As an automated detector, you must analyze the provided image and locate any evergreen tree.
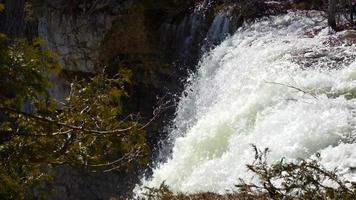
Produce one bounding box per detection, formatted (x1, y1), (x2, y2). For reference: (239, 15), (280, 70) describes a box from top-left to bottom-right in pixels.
(0, 3), (150, 199)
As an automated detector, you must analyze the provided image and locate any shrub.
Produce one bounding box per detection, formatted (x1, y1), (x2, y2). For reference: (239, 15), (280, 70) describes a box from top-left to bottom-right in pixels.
(141, 145), (356, 200)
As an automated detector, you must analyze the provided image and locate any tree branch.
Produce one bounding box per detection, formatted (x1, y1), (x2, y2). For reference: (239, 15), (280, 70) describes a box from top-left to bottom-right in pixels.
(139, 94), (175, 130)
(265, 81), (319, 100)
(0, 106), (134, 135)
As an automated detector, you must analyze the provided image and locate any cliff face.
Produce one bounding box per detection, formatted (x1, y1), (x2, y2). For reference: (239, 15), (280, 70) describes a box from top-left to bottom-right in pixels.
(0, 0), (264, 199)
(0, 0), (37, 39)
(36, 0), (134, 73)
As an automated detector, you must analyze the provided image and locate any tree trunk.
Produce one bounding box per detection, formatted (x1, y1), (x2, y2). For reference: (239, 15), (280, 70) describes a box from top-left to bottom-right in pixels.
(350, 0), (354, 25)
(328, 0), (337, 30)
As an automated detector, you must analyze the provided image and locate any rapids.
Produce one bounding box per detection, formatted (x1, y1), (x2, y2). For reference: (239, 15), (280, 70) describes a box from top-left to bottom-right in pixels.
(141, 11), (356, 194)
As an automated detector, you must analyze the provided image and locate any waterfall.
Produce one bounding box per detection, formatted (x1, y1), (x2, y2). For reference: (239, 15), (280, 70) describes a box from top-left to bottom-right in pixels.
(159, 0), (237, 67)
(141, 11), (356, 194)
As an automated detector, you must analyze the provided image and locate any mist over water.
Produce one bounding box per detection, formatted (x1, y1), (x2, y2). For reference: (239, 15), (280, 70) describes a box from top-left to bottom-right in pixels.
(141, 11), (356, 194)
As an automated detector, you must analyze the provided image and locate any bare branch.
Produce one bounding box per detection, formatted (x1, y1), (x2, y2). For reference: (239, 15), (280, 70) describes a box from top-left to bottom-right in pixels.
(138, 94), (175, 130)
(0, 106), (135, 135)
(87, 149), (143, 173)
(265, 81), (319, 100)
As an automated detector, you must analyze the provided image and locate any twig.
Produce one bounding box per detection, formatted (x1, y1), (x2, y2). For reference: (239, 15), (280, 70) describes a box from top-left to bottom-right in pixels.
(88, 149), (143, 173)
(265, 81), (319, 100)
(0, 106), (134, 135)
(138, 94), (174, 130)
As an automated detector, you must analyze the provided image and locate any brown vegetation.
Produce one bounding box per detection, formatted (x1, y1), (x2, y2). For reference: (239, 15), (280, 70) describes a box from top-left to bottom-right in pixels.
(136, 146), (356, 200)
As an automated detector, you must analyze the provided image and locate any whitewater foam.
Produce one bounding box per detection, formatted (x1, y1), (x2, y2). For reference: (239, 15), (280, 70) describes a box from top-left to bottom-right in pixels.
(141, 11), (356, 194)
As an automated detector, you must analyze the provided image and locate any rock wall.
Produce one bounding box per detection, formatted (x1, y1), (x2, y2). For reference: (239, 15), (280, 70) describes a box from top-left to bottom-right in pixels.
(0, 0), (37, 39)
(48, 166), (139, 200)
(36, 1), (133, 73)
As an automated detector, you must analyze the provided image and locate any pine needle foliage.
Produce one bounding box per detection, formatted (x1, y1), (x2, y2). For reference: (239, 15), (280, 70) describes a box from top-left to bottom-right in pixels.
(236, 145), (356, 200)
(141, 145), (356, 200)
(0, 35), (149, 200)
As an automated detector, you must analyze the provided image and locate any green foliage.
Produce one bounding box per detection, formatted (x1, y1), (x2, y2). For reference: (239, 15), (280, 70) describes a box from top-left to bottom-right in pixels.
(0, 37), (59, 199)
(0, 38), (59, 109)
(142, 146), (356, 200)
(236, 145), (356, 200)
(0, 34), (149, 198)
(140, 183), (266, 200)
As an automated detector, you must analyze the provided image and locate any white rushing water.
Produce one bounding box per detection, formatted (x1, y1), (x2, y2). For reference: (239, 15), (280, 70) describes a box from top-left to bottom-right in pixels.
(142, 11), (356, 194)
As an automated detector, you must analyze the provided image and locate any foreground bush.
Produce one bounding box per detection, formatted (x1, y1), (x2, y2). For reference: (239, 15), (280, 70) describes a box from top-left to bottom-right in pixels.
(141, 184), (267, 200)
(141, 145), (356, 200)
